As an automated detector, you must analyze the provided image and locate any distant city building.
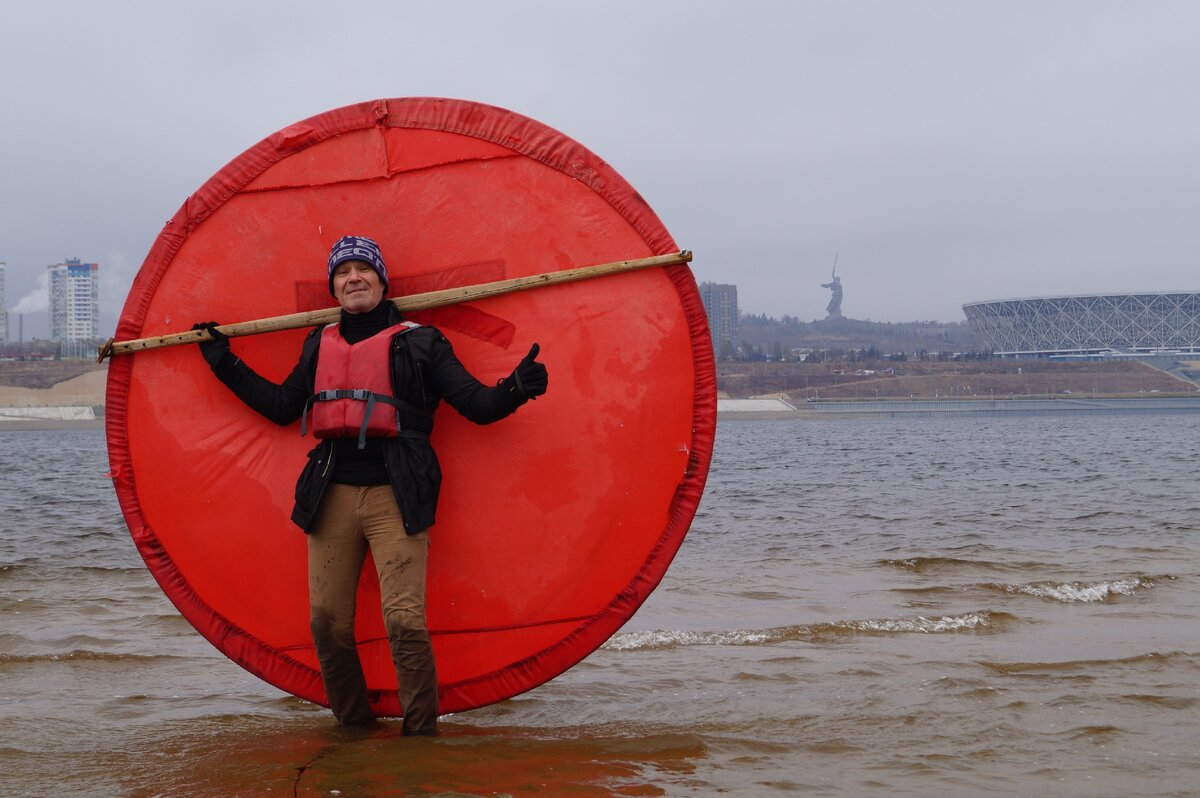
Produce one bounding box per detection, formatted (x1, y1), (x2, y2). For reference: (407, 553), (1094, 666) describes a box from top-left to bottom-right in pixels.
(48, 258), (100, 342)
(963, 292), (1200, 356)
(0, 261), (7, 343)
(699, 282), (739, 357)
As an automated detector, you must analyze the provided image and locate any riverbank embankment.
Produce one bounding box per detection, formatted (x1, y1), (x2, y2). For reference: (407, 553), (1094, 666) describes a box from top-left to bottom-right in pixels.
(6, 363), (1200, 430)
(717, 396), (1200, 420)
(0, 368), (106, 430)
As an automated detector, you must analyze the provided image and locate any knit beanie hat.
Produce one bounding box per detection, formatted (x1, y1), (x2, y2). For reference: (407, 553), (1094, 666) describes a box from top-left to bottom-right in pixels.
(327, 235), (388, 295)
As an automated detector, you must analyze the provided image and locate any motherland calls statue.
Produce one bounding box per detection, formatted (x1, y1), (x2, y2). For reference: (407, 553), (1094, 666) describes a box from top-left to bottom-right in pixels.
(821, 269), (844, 320)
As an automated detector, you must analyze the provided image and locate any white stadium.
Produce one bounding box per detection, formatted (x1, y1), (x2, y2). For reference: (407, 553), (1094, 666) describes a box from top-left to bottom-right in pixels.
(963, 292), (1200, 357)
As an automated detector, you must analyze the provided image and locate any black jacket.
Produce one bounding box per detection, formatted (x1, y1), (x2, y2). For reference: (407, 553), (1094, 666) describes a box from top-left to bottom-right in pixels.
(207, 304), (527, 533)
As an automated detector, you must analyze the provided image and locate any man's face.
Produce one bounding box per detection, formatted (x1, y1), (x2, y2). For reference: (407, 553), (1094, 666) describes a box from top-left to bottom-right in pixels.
(332, 260), (385, 314)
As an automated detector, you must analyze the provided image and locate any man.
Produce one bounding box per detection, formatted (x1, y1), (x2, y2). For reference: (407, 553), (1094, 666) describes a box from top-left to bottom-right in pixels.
(192, 235), (547, 734)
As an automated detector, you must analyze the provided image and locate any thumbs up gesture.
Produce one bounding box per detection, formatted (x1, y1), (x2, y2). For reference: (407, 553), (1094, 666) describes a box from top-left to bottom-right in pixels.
(509, 343), (548, 399)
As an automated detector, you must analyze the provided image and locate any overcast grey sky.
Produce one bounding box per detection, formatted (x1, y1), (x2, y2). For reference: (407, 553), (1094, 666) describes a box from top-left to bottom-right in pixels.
(2, 1), (1197, 338)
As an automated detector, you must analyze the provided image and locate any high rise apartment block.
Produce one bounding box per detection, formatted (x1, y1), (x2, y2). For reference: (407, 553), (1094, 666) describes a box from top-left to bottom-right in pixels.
(48, 259), (100, 342)
(0, 261), (7, 344)
(698, 282), (739, 359)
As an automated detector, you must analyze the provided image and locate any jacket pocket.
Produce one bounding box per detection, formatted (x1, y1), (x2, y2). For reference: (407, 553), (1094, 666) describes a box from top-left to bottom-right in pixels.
(293, 444), (332, 526)
(402, 440), (440, 504)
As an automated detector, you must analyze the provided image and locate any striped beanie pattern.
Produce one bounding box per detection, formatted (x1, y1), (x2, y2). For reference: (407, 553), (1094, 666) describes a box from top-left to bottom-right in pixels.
(327, 235), (388, 295)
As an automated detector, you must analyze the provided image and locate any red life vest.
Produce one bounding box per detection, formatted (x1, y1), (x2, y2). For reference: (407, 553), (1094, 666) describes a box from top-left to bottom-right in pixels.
(306, 321), (419, 447)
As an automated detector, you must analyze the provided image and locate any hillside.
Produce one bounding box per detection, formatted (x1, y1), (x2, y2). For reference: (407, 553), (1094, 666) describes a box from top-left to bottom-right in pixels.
(717, 358), (1194, 400)
(737, 316), (978, 358)
(0, 360), (107, 389)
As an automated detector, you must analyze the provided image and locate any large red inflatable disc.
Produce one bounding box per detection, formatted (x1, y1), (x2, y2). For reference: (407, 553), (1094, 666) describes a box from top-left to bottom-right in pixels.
(106, 98), (715, 716)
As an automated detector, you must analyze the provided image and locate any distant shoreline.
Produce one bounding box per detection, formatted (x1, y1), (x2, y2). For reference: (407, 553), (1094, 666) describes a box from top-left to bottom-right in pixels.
(0, 367), (107, 431)
(0, 418), (104, 432)
(7, 397), (1200, 432)
(718, 396), (1200, 420)
(4, 362), (1200, 431)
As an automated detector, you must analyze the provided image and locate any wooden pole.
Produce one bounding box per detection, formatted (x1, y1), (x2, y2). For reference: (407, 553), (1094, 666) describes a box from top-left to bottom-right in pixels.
(97, 250), (692, 362)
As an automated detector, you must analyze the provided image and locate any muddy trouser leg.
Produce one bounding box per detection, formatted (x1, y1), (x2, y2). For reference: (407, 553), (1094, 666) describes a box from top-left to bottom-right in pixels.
(307, 483), (374, 725)
(361, 485), (438, 735)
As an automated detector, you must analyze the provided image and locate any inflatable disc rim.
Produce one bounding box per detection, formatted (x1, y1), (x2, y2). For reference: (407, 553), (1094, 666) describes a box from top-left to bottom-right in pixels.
(106, 97), (716, 714)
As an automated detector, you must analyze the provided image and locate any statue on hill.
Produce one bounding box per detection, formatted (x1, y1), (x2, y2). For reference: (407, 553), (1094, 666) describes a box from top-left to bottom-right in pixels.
(821, 268), (844, 320)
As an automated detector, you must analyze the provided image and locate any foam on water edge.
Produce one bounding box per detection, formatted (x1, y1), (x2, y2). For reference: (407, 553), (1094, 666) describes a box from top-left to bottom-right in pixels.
(604, 611), (1003, 651)
(996, 576), (1159, 603)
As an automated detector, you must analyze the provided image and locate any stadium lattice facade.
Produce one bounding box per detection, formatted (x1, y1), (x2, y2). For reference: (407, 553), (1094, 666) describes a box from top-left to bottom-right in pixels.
(963, 293), (1200, 356)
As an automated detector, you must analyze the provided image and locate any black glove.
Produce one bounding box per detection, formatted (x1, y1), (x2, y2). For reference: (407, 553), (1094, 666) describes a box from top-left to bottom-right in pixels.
(191, 321), (230, 369)
(504, 343), (548, 401)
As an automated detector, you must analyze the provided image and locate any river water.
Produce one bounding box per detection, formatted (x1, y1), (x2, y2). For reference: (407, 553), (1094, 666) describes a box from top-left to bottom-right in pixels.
(2, 417), (1198, 797)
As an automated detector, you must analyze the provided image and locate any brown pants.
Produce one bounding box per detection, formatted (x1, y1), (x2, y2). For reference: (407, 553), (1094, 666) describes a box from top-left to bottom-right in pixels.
(307, 483), (438, 734)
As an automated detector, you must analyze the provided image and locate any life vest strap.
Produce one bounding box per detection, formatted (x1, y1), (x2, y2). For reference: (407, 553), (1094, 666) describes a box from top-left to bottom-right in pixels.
(302, 389), (431, 449)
